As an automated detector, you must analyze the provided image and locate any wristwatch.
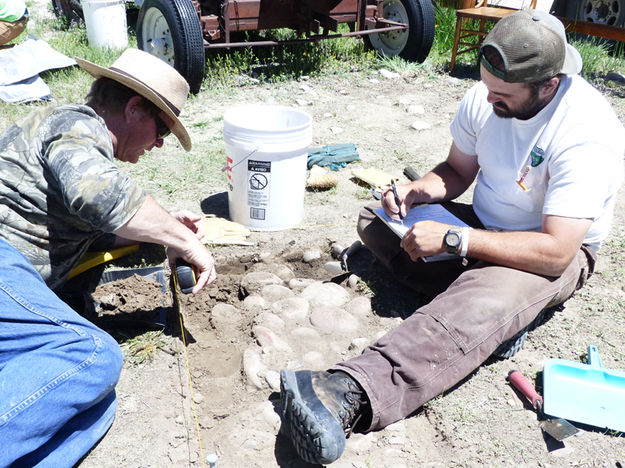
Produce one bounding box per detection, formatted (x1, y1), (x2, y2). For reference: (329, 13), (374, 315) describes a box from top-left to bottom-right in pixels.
(444, 228), (463, 254)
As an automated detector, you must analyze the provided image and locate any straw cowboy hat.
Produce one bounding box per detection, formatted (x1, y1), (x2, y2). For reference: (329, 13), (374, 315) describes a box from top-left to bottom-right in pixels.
(75, 48), (192, 151)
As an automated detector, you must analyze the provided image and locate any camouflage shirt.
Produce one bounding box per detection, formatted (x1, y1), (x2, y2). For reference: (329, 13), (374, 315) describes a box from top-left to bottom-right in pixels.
(0, 104), (146, 290)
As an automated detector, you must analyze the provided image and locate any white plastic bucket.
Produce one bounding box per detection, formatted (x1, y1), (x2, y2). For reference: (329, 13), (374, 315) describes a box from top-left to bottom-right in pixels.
(224, 105), (312, 231)
(81, 0), (128, 49)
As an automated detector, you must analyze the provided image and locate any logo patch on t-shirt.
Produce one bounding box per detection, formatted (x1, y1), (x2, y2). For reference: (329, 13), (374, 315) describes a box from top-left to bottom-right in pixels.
(530, 146), (545, 167)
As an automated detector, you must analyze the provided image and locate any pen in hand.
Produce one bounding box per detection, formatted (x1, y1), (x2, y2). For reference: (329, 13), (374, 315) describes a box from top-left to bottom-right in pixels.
(390, 179), (404, 220)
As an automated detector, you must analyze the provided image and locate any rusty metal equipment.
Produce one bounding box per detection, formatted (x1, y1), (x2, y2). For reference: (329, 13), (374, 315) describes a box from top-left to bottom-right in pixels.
(51, 0), (434, 82)
(132, 0), (436, 93)
(52, 0), (625, 95)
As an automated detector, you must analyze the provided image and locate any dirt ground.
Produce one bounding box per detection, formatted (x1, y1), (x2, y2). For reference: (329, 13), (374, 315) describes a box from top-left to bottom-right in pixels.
(21, 3), (625, 464)
(69, 63), (625, 468)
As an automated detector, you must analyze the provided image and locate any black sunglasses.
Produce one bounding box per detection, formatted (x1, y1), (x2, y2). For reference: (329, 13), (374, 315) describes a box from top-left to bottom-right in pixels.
(154, 115), (171, 139)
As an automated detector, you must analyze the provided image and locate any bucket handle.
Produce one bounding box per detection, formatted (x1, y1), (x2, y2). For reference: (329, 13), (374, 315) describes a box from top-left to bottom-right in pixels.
(221, 146), (259, 172)
(587, 344), (602, 369)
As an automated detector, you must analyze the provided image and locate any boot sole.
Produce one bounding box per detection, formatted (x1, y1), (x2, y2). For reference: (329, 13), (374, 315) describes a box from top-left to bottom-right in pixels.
(493, 307), (550, 359)
(280, 369), (346, 464)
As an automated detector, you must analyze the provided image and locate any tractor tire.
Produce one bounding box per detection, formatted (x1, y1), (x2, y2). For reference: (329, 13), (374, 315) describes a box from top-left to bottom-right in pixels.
(551, 0), (625, 47)
(137, 0), (205, 94)
(51, 0), (83, 23)
(551, 0), (625, 27)
(366, 0), (435, 62)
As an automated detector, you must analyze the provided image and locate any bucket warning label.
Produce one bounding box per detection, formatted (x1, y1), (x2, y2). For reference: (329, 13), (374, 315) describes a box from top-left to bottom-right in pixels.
(248, 160), (271, 173)
(249, 173), (268, 190)
(247, 159), (271, 220)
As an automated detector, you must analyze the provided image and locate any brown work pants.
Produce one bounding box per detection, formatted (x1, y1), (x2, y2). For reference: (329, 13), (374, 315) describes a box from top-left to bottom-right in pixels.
(334, 202), (595, 431)
(0, 16), (27, 46)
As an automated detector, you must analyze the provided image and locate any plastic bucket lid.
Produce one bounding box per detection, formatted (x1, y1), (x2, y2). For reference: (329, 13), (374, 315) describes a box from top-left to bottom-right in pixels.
(223, 105), (312, 149)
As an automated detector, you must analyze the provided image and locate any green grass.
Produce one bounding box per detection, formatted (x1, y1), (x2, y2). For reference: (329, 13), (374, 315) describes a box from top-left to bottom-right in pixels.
(428, 4), (489, 71)
(116, 329), (177, 365)
(2, 3), (625, 120)
(572, 36), (625, 78)
(201, 26), (377, 91)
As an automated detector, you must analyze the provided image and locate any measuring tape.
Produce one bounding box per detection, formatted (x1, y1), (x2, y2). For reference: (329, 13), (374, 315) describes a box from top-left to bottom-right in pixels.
(172, 260), (205, 466)
(175, 259), (197, 294)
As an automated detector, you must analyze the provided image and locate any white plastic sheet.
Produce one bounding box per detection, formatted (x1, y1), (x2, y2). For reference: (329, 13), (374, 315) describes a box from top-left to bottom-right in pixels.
(0, 35), (76, 103)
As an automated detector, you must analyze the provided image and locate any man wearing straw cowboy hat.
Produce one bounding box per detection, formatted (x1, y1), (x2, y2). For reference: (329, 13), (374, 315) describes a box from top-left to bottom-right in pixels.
(280, 9), (624, 465)
(0, 48), (216, 466)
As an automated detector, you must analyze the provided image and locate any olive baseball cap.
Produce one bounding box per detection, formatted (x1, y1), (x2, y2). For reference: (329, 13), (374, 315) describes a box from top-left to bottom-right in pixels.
(479, 9), (582, 83)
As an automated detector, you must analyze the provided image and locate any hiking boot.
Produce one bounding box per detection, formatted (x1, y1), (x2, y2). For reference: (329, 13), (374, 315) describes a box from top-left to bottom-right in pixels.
(493, 306), (557, 359)
(493, 327), (529, 359)
(280, 369), (366, 465)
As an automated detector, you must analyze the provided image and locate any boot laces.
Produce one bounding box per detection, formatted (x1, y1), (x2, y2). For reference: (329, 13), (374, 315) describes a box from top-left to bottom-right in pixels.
(337, 377), (366, 437)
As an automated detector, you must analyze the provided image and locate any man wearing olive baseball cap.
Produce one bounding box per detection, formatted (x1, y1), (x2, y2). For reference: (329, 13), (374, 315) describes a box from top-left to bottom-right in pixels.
(480, 9), (582, 83)
(280, 10), (625, 465)
(0, 48), (216, 466)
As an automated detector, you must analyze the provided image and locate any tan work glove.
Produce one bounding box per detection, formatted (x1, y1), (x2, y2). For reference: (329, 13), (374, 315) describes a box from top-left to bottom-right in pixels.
(351, 168), (397, 190)
(200, 215), (253, 245)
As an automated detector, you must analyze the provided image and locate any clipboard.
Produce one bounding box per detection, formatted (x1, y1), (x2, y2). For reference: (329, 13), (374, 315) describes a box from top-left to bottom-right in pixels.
(374, 204), (469, 262)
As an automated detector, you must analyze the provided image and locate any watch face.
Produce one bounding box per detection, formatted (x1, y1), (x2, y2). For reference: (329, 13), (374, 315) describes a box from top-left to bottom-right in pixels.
(445, 230), (462, 254)
(446, 232), (461, 247)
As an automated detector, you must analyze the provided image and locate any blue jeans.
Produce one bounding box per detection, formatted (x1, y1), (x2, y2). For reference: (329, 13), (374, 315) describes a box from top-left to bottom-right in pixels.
(0, 239), (123, 467)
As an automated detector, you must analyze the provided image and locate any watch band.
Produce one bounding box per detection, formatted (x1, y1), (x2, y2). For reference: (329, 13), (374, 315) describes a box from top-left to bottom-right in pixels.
(460, 227), (470, 257)
(444, 228), (461, 254)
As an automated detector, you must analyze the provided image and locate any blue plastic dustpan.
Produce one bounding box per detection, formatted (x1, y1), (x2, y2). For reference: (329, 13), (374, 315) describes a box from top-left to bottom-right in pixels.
(543, 345), (625, 433)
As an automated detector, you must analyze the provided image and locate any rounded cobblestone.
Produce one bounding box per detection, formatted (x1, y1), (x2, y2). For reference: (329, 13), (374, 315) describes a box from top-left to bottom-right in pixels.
(347, 296), (372, 317)
(264, 370), (281, 392)
(271, 297), (310, 322)
(210, 303), (242, 328)
(300, 281), (350, 308)
(310, 306), (359, 334)
(302, 248), (322, 263)
(260, 284), (294, 303)
(252, 325), (292, 352)
(242, 348), (265, 389)
(287, 277), (317, 290)
(324, 261), (344, 276)
(270, 264), (296, 282)
(253, 311), (285, 330)
(242, 294), (266, 310)
(241, 271), (283, 296)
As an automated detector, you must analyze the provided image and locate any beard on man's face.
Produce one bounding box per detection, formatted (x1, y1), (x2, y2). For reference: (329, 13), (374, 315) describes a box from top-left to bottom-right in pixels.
(492, 87), (546, 120)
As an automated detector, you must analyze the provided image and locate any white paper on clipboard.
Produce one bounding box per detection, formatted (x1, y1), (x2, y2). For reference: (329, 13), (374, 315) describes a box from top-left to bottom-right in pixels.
(374, 204), (469, 262)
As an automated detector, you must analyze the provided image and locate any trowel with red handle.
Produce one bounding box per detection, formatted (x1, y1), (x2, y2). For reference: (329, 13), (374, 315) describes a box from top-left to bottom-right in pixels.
(507, 370), (579, 441)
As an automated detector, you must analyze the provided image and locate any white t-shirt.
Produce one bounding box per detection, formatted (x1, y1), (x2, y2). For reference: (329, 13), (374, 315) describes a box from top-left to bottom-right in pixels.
(450, 75), (625, 250)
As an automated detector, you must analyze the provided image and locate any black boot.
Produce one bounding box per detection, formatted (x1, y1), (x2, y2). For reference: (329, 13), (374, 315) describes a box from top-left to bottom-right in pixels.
(493, 306), (555, 359)
(280, 369), (366, 464)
